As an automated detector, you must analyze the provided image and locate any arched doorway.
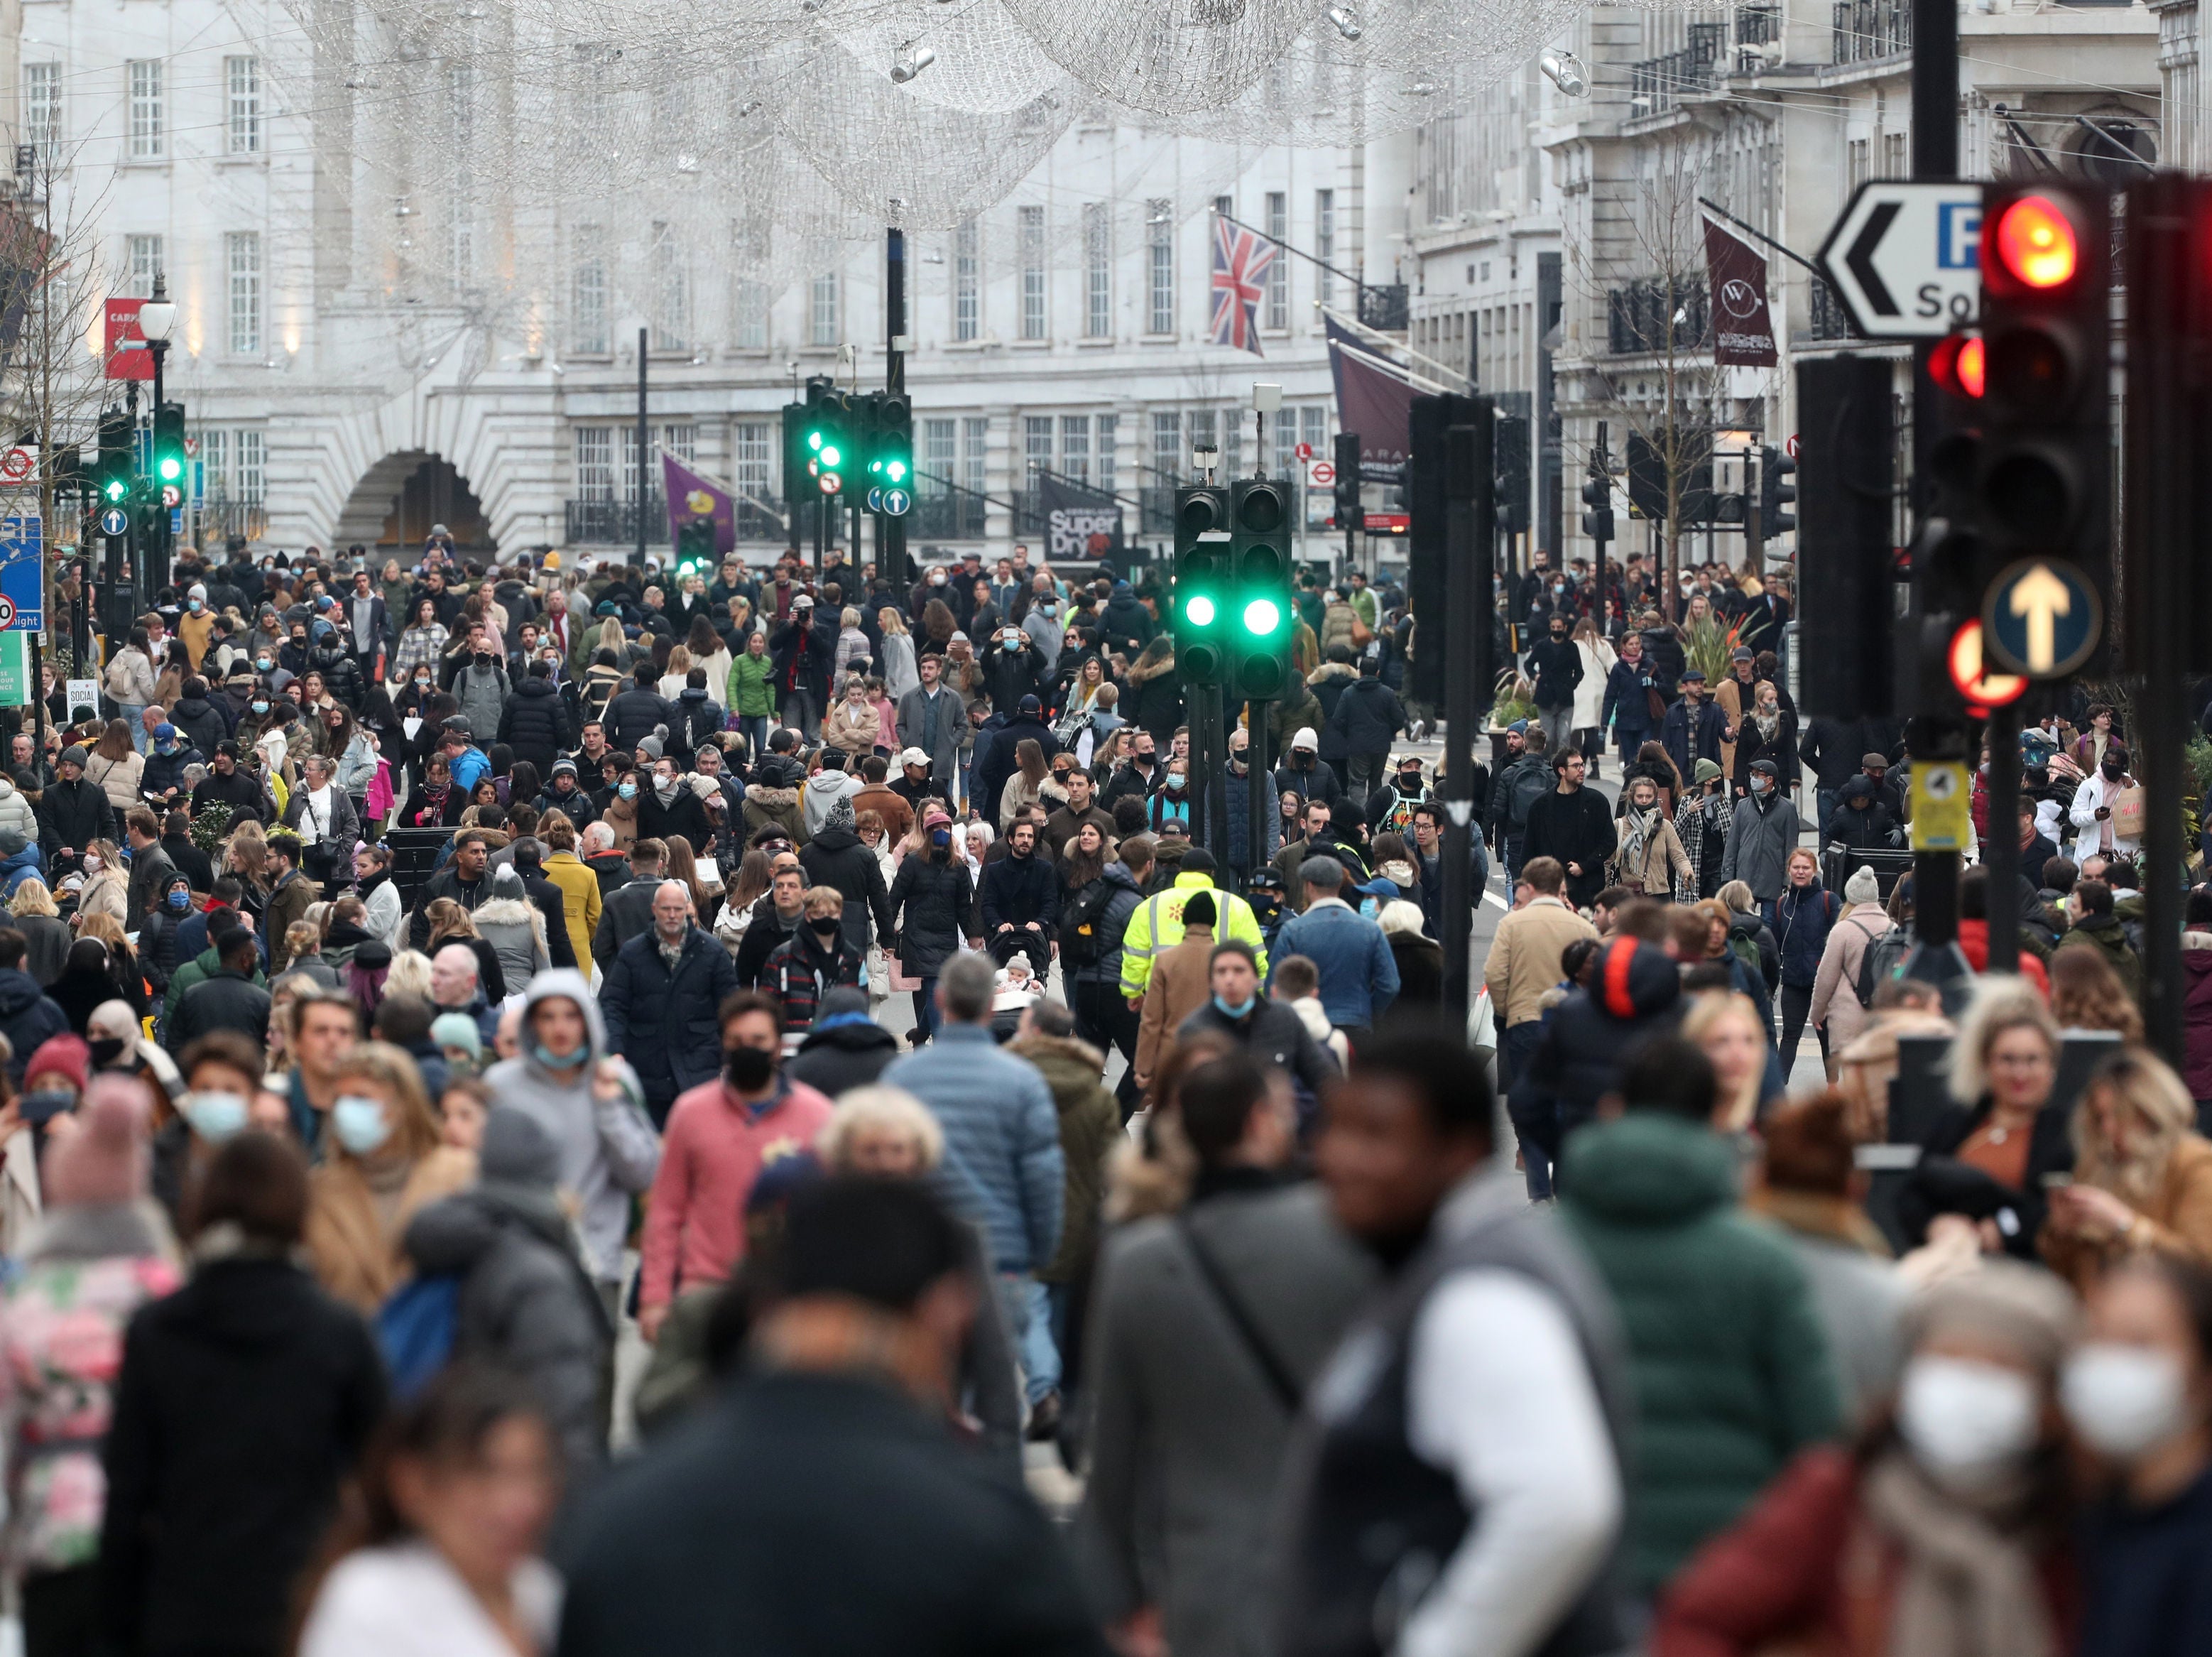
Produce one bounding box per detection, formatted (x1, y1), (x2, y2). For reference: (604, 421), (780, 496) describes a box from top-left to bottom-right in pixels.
(334, 452), (496, 554)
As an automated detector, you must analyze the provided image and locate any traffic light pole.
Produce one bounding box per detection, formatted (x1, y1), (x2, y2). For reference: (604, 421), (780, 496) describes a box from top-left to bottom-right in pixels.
(884, 227), (910, 588)
(1983, 704), (2021, 975)
(1246, 698), (1272, 893)
(636, 327), (650, 572)
(1442, 407), (1494, 1018)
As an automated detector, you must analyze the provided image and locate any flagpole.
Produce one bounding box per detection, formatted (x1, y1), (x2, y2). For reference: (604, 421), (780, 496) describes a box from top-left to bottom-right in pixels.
(1326, 323), (1464, 398)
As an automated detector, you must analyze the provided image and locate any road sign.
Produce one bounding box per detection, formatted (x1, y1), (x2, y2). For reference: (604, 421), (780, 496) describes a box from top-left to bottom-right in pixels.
(0, 631), (26, 707)
(882, 487), (912, 517)
(0, 515), (40, 632)
(183, 436), (197, 457)
(0, 447), (36, 485)
(1982, 555), (2101, 678)
(98, 506), (128, 538)
(0, 596), (17, 630)
(103, 298), (154, 381)
(63, 678), (97, 721)
(1817, 181), (1984, 339)
(1307, 459), (1336, 491)
(1946, 618), (2027, 710)
(1295, 442), (1313, 462)
(1911, 759), (1973, 852)
(865, 486), (884, 512)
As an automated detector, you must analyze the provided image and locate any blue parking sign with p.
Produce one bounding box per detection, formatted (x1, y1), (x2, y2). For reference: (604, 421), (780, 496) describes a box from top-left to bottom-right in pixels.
(1938, 202), (1983, 269)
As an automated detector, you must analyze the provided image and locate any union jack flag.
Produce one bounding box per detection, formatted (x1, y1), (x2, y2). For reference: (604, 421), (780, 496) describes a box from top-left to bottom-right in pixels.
(1209, 215), (1277, 357)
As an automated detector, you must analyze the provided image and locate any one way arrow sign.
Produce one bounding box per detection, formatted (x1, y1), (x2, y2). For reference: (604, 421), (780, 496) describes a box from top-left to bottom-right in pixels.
(1816, 181), (1984, 339)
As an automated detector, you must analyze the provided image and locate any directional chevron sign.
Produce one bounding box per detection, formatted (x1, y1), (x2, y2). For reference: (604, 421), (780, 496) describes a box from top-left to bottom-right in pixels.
(1816, 181), (1983, 339)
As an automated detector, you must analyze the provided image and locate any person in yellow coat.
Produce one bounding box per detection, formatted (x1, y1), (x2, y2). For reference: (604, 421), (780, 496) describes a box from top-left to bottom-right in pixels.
(538, 810), (603, 970)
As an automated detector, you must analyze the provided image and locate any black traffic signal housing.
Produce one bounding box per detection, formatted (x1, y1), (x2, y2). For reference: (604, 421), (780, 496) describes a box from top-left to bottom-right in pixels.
(675, 516), (717, 581)
(806, 391), (853, 499)
(1760, 444), (1796, 539)
(868, 390), (912, 496)
(1580, 458), (1613, 544)
(781, 401), (808, 507)
(1172, 485), (1228, 687)
(49, 445), (85, 495)
(1228, 477), (1294, 700)
(1495, 414), (1530, 538)
(1973, 183), (2110, 675)
(1331, 430), (1360, 527)
(152, 401), (185, 495)
(95, 407), (133, 506)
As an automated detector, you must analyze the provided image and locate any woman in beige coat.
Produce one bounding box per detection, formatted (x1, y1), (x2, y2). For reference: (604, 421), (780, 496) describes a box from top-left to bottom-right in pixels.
(1610, 775), (1691, 896)
(1808, 864), (1897, 1059)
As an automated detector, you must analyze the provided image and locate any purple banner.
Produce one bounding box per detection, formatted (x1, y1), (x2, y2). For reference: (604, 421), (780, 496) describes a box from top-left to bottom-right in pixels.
(663, 455), (738, 556)
(1703, 215), (1779, 367)
(1324, 314), (1415, 470)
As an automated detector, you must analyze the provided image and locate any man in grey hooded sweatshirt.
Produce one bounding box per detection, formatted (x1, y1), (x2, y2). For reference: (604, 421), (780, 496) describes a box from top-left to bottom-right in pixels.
(480, 968), (660, 1317)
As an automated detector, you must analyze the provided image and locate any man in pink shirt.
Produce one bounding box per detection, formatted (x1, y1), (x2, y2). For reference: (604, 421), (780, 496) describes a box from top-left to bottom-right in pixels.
(638, 989), (834, 1342)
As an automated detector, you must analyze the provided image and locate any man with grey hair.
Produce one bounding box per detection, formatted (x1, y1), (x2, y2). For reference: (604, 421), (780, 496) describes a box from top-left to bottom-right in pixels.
(600, 874), (739, 1126)
(582, 817), (629, 898)
(1268, 853), (1401, 1044)
(430, 941), (501, 1045)
(881, 951), (1065, 1420)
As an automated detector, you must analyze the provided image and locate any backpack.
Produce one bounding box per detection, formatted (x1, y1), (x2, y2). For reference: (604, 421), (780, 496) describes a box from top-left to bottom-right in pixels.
(376, 1273), (461, 1402)
(1853, 923), (1909, 1009)
(1508, 761), (1549, 830)
(1059, 879), (1117, 969)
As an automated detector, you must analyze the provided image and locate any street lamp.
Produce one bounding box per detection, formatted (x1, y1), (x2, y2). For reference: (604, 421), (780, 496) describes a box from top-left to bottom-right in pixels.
(138, 271), (176, 408)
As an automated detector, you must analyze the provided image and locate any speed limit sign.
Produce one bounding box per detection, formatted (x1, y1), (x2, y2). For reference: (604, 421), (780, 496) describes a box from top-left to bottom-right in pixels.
(0, 596), (19, 629)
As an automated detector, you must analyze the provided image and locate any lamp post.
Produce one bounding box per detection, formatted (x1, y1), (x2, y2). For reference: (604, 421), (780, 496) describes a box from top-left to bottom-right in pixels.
(134, 273), (177, 591)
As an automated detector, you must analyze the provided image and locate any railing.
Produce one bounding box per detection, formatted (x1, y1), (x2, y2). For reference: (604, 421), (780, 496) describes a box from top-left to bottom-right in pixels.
(1628, 22), (1725, 116)
(197, 499), (266, 545)
(1737, 4), (1780, 44)
(1606, 278), (1710, 356)
(565, 496), (669, 546)
(910, 491), (988, 540)
(1804, 279), (1860, 342)
(1832, 0), (1909, 63)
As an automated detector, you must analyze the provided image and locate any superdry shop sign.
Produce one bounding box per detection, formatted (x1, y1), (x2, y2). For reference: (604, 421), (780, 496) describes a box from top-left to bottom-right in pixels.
(1817, 182), (1983, 339)
(104, 298), (155, 381)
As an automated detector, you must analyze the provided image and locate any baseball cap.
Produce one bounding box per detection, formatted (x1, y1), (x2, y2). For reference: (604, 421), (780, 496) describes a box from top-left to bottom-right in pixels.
(153, 723), (178, 744)
(794, 594), (814, 608)
(1731, 646), (1754, 663)
(900, 747), (929, 768)
(949, 631), (969, 643)
(1018, 694), (1042, 714)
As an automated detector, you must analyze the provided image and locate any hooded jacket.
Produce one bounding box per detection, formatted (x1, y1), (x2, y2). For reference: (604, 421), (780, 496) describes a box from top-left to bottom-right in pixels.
(800, 822), (895, 955)
(783, 1006), (900, 1098)
(474, 887), (552, 992)
(479, 971), (661, 1282)
(496, 674), (570, 774)
(1562, 1112), (1841, 1590)
(1508, 939), (1684, 1160)
(1326, 676), (1407, 755)
(0, 776), (36, 843)
(762, 923), (866, 1033)
(166, 685), (230, 760)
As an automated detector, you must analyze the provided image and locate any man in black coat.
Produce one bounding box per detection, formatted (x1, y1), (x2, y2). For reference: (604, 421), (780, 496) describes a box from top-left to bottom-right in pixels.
(799, 797), (895, 957)
(598, 880), (740, 1126)
(169, 928), (274, 1048)
(731, 862), (810, 988)
(770, 595), (836, 736)
(167, 677), (231, 759)
(593, 839), (673, 972)
(37, 747), (116, 868)
(1324, 658), (1407, 802)
(1520, 748), (1618, 911)
(407, 831), (494, 952)
(1525, 612), (1584, 756)
(498, 661), (571, 776)
(979, 818), (1060, 969)
(1274, 729), (1343, 809)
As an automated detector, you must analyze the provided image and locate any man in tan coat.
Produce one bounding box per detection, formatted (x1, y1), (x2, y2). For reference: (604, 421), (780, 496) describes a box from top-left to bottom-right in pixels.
(1483, 855), (1598, 1089)
(1715, 646), (1758, 788)
(1135, 889), (1221, 1097)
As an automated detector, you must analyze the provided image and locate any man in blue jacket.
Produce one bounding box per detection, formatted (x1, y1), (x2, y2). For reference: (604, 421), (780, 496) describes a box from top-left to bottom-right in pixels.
(1268, 854), (1400, 1043)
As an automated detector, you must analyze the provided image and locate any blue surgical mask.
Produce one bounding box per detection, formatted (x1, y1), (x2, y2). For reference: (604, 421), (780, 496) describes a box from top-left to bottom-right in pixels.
(528, 1039), (587, 1070)
(165, 889), (190, 911)
(618, 781), (637, 800)
(1212, 993), (1256, 1019)
(182, 1090), (249, 1143)
(251, 700), (269, 714)
(330, 1095), (392, 1156)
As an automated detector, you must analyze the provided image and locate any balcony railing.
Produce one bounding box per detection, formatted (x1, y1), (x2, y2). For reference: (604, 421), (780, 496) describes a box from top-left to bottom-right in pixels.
(1833, 0), (1909, 63)
(1606, 278), (1711, 357)
(1804, 279), (1860, 342)
(195, 499), (266, 546)
(1629, 21), (1725, 116)
(910, 491), (988, 540)
(566, 495), (791, 546)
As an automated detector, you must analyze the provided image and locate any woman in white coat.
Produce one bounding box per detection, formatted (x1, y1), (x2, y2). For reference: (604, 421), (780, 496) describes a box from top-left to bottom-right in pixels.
(1570, 615), (1618, 778)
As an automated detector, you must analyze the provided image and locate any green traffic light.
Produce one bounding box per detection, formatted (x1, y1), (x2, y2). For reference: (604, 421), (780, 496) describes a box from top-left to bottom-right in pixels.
(104, 480), (126, 502)
(158, 457), (181, 482)
(808, 431), (824, 452)
(819, 443), (842, 467)
(885, 460), (908, 483)
(1243, 597), (1282, 636)
(1185, 594), (1217, 627)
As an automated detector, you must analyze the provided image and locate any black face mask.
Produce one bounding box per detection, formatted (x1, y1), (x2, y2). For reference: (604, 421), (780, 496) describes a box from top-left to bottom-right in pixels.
(2103, 759), (2126, 779)
(88, 1036), (126, 1068)
(475, 652), (493, 666)
(810, 917), (842, 942)
(724, 1044), (775, 1092)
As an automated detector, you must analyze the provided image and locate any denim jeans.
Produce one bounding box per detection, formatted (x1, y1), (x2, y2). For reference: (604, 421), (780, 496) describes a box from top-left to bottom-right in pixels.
(738, 714), (770, 763)
(1500, 1021), (1554, 1200)
(910, 977), (939, 1042)
(116, 704), (148, 753)
(997, 1273), (1060, 1407)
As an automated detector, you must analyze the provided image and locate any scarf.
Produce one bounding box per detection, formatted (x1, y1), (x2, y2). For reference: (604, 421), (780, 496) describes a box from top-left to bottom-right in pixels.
(1620, 805), (1659, 875)
(1860, 1452), (2056, 1657)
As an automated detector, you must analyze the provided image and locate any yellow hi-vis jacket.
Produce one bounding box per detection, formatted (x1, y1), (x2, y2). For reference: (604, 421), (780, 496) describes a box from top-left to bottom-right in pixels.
(1118, 870), (1268, 1001)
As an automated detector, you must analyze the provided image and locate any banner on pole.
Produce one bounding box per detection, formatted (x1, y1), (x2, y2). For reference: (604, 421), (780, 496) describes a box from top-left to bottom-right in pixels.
(1702, 214), (1780, 367)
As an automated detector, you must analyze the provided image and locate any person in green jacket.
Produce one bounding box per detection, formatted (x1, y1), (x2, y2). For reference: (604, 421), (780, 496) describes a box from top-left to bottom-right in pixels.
(726, 633), (778, 761)
(1561, 1033), (1842, 1593)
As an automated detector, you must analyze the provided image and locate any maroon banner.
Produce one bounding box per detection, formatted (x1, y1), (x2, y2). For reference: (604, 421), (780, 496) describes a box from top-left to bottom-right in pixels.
(1324, 314), (1415, 469)
(1702, 215), (1778, 367)
(663, 455), (737, 556)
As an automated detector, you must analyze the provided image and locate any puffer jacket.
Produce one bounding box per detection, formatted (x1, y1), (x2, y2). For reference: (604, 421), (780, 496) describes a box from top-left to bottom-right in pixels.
(496, 675), (569, 775)
(1509, 938), (1684, 1159)
(167, 688), (229, 759)
(672, 687), (724, 757)
(886, 850), (976, 977)
(1562, 1111), (1842, 1590)
(980, 845), (1060, 934)
(725, 650), (776, 717)
(0, 776), (37, 843)
(1068, 862), (1145, 987)
(603, 685), (675, 756)
(472, 895), (551, 993)
(1006, 1032), (1120, 1285)
(402, 1183), (611, 1472)
(798, 826), (894, 955)
(1326, 676), (1406, 755)
(1765, 884), (1839, 992)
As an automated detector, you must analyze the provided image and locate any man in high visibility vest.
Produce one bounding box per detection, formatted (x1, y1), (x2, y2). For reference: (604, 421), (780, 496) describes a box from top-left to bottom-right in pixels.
(1119, 847), (1269, 1005)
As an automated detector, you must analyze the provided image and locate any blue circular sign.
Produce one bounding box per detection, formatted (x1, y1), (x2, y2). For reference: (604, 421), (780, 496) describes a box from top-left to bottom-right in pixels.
(865, 487), (885, 512)
(882, 488), (912, 518)
(99, 508), (128, 537)
(1981, 557), (2101, 679)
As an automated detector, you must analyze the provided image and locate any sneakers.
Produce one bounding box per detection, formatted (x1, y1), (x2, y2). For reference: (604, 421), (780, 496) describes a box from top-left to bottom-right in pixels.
(1024, 1391), (1062, 1443)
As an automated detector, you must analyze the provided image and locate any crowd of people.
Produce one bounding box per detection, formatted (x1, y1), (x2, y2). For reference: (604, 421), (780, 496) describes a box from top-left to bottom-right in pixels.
(0, 531), (2202, 1657)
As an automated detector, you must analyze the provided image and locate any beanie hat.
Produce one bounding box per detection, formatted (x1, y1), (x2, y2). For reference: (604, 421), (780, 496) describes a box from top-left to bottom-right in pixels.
(1693, 759), (1723, 784)
(1181, 891), (1217, 929)
(1845, 865), (1881, 906)
(824, 797), (857, 833)
(489, 865), (525, 900)
(40, 1075), (148, 1206)
(430, 1012), (484, 1061)
(25, 1033), (89, 1094)
(637, 734), (665, 761)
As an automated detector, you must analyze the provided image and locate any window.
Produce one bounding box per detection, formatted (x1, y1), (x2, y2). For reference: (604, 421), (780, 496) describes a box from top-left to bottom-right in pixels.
(1097, 413), (1118, 494)
(1314, 189), (1334, 308)
(1024, 414), (1054, 481)
(126, 235), (163, 298)
(652, 222), (688, 350)
(1061, 414), (1090, 483)
(954, 219), (980, 342)
(1152, 410), (1180, 482)
(734, 279), (768, 349)
(1847, 137), (1869, 191)
(1147, 201), (1173, 335)
(1301, 406), (1327, 463)
(572, 227), (608, 354)
(197, 429), (227, 497)
(234, 430), (265, 504)
(24, 65), (59, 162)
(734, 420), (775, 499)
(127, 61), (163, 161)
(962, 417), (988, 500)
(1019, 205), (1047, 340)
(1219, 406), (1243, 476)
(1265, 191), (1287, 330)
(224, 232), (261, 357)
(1881, 131), (1908, 178)
(619, 423), (694, 499)
(226, 57), (261, 154)
(574, 428), (614, 504)
(1273, 408), (1296, 479)
(809, 272), (838, 347)
(922, 417), (957, 491)
(1083, 204), (1111, 339)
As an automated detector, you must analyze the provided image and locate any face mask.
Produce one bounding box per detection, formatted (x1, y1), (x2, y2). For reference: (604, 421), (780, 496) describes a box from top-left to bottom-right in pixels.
(331, 1094), (393, 1156)
(1750, 776), (1771, 795)
(2103, 759), (2126, 779)
(1165, 773), (1185, 790)
(810, 916), (842, 941)
(189, 599), (203, 614)
(413, 675), (430, 688)
(930, 573), (947, 587)
(528, 1038), (587, 1070)
(930, 827), (952, 848)
(81, 854), (100, 874)
(474, 652), (493, 666)
(166, 889), (190, 911)
(183, 1090), (249, 1143)
(1212, 992), (1255, 1019)
(724, 1044), (775, 1092)
(251, 700), (270, 715)
(2063, 1342), (2191, 1460)
(618, 782), (637, 800)
(256, 657), (274, 671)
(88, 1036), (126, 1068)
(1897, 1355), (2040, 1492)
(655, 776), (679, 798)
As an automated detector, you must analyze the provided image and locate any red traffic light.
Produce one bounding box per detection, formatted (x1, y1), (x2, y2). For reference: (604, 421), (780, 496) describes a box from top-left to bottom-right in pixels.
(1988, 195), (2081, 293)
(1946, 619), (2027, 710)
(1929, 333), (1985, 399)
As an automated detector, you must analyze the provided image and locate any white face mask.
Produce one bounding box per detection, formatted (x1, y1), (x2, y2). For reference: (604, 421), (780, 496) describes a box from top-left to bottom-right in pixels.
(1898, 1355), (2041, 1492)
(2063, 1342), (2191, 1461)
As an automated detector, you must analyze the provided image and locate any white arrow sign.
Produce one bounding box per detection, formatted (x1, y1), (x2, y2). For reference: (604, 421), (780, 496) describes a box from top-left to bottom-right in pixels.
(1816, 181), (1984, 339)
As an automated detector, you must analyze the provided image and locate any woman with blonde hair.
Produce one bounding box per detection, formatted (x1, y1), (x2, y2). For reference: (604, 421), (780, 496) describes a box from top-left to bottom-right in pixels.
(2050, 945), (2145, 1042)
(84, 720), (145, 814)
(305, 1041), (476, 1313)
(424, 898), (506, 1001)
(816, 1085), (947, 1175)
(876, 607), (917, 700)
(383, 948), (435, 1001)
(1682, 990), (1773, 1131)
(998, 737), (1052, 830)
(656, 644), (695, 703)
(2042, 1048), (2212, 1289)
(74, 840), (129, 927)
(834, 607), (872, 679)
(9, 879), (72, 987)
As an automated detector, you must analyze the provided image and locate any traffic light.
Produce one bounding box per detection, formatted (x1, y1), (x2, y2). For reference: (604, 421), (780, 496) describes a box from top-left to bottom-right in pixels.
(1760, 444), (1796, 540)
(95, 408), (132, 506)
(1228, 477), (1294, 700)
(1172, 484), (1228, 686)
(152, 401), (185, 490)
(1331, 430), (1360, 528)
(1974, 183), (2110, 676)
(675, 515), (716, 581)
(868, 391), (912, 494)
(1495, 414), (1530, 538)
(807, 393), (851, 497)
(1579, 456), (1613, 543)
